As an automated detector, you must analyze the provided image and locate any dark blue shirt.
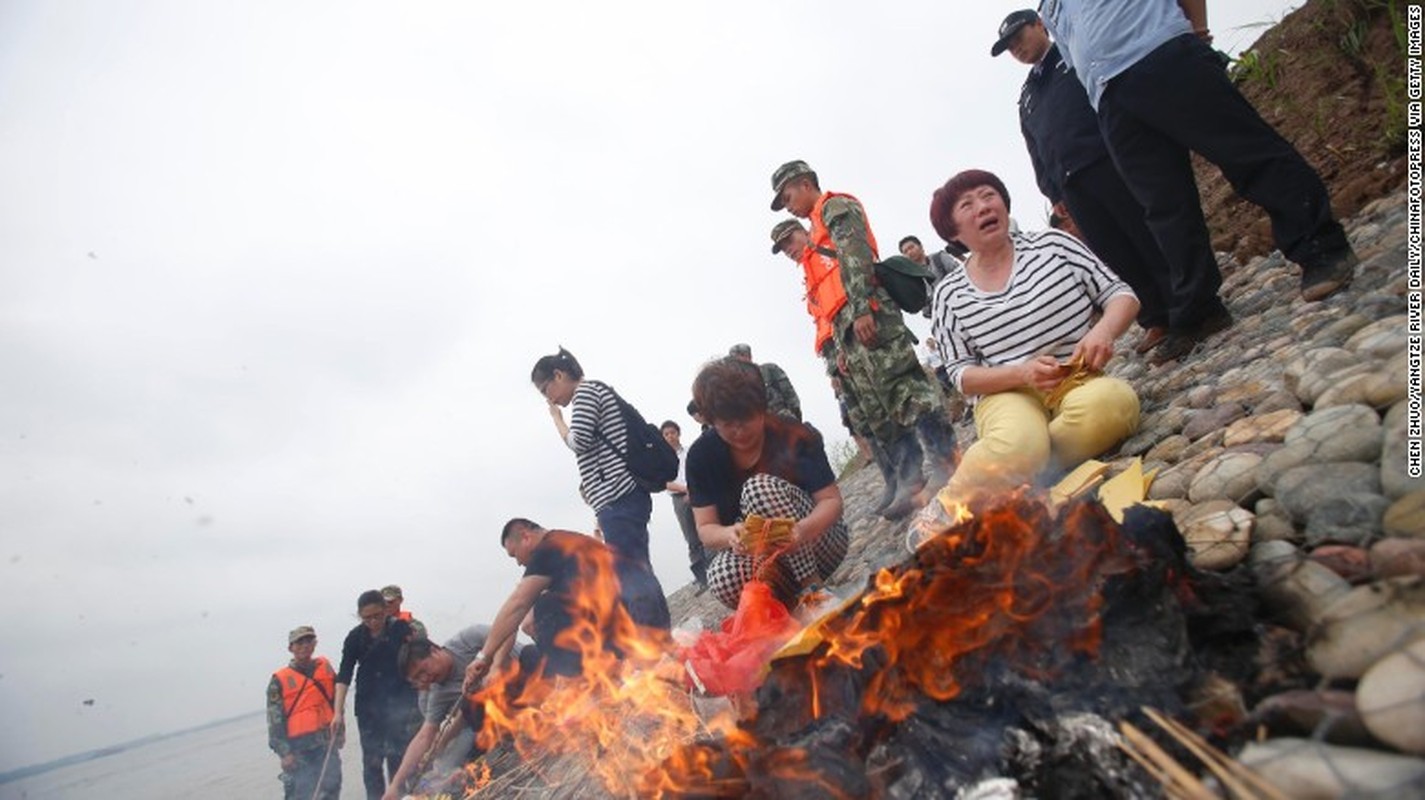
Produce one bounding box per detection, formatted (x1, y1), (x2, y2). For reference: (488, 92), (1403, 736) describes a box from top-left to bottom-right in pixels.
(1019, 43), (1111, 204)
(336, 617), (418, 721)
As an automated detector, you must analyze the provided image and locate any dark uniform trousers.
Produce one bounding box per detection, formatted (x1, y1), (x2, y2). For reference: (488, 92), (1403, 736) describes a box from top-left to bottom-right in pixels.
(1096, 33), (1349, 331)
(1061, 157), (1174, 329)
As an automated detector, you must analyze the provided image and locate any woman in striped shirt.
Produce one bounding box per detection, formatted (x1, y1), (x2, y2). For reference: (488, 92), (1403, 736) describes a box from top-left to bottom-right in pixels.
(531, 347), (671, 631)
(925, 169), (1141, 500)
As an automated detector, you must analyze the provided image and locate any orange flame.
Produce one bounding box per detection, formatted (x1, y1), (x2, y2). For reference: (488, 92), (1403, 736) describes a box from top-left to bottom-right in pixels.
(803, 492), (1126, 723)
(417, 493), (1137, 797)
(461, 532), (731, 797)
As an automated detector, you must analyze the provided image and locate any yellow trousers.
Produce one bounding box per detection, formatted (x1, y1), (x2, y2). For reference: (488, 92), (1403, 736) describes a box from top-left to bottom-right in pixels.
(942, 376), (1140, 498)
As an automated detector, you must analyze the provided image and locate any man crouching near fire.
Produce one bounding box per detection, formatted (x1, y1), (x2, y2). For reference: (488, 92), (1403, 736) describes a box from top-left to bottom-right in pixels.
(381, 625), (493, 800)
(464, 518), (653, 691)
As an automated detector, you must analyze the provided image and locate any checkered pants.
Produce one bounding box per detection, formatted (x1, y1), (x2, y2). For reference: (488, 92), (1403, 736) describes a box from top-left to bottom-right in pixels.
(706, 474), (849, 609)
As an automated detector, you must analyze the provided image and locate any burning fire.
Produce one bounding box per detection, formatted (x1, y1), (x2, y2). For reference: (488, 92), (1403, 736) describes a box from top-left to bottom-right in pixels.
(807, 494), (1130, 722)
(416, 492), (1151, 797)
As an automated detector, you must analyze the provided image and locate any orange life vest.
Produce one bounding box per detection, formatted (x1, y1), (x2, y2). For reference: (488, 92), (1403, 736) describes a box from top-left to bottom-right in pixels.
(395, 610), (412, 622)
(800, 246), (840, 355)
(275, 657), (336, 739)
(804, 192), (881, 353)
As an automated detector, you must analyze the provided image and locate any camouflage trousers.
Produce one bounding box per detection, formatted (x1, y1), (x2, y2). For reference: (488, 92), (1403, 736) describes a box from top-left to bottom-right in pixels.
(832, 303), (943, 445)
(822, 350), (872, 441)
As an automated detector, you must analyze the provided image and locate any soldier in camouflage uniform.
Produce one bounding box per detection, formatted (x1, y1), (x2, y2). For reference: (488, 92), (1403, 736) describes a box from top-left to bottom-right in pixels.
(770, 161), (958, 518)
(825, 350), (900, 512)
(771, 218), (901, 512)
(728, 343), (802, 422)
(267, 626), (342, 800)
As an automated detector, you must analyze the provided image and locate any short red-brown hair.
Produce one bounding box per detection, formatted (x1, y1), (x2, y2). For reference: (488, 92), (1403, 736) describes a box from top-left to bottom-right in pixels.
(929, 169), (1012, 244)
(692, 358), (766, 422)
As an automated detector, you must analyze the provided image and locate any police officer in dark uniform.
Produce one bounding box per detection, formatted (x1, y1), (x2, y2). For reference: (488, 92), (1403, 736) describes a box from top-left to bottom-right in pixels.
(1039, 0), (1358, 364)
(994, 9), (1175, 356)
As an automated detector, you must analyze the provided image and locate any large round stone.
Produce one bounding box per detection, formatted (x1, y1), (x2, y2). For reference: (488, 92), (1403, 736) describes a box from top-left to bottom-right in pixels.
(1305, 359), (1379, 404)
(1238, 738), (1425, 797)
(1356, 639), (1425, 755)
(1252, 390), (1304, 415)
(1371, 538), (1425, 579)
(1254, 511), (1300, 544)
(1254, 544), (1351, 633)
(1181, 430), (1227, 461)
(1222, 408), (1303, 447)
(1382, 401), (1425, 499)
(1276, 463), (1383, 524)
(1253, 689), (1373, 745)
(1303, 493), (1391, 547)
(1307, 545), (1373, 583)
(1314, 313), (1373, 345)
(1257, 440), (1316, 497)
(1144, 434), (1190, 464)
(1182, 404), (1247, 441)
(1344, 314), (1408, 359)
(1217, 377), (1286, 409)
(1282, 404), (1383, 463)
(1384, 491), (1425, 538)
(1313, 362), (1406, 411)
(1284, 347), (1359, 404)
(1185, 384), (1216, 409)
(1148, 457), (1209, 501)
(1188, 452), (1264, 504)
(1179, 500), (1254, 570)
(1306, 577), (1425, 679)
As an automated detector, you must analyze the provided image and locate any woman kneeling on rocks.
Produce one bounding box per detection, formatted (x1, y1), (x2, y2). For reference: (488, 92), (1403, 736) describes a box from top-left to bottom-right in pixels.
(685, 357), (848, 610)
(926, 169), (1141, 499)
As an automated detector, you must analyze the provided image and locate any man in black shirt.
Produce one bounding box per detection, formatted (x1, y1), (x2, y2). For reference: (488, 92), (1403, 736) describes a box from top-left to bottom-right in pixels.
(331, 589), (422, 800)
(464, 519), (646, 688)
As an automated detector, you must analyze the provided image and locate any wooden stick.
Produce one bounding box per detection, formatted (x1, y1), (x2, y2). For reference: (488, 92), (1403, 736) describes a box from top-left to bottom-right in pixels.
(1117, 740), (1193, 799)
(1119, 721), (1218, 800)
(1142, 708), (1290, 800)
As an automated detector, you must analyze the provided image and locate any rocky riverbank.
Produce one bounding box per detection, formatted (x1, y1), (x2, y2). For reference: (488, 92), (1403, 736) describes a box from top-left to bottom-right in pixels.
(666, 185), (1423, 793)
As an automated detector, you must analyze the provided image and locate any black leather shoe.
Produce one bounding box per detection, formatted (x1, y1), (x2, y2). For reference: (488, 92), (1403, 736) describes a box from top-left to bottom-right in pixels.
(1150, 307), (1233, 365)
(1301, 249), (1359, 301)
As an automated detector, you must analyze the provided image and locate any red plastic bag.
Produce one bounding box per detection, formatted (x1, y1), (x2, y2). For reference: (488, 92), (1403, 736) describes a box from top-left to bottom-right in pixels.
(680, 580), (802, 696)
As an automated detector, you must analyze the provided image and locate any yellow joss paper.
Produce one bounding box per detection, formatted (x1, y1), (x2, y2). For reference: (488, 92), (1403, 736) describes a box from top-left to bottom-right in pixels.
(1050, 459), (1109, 508)
(1098, 458), (1147, 523)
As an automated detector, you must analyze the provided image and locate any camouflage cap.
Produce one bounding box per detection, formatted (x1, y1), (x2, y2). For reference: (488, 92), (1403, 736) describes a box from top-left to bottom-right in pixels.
(770, 219), (804, 253)
(770, 160), (816, 211)
(380, 584), (403, 601)
(288, 625), (316, 645)
(728, 343), (752, 358)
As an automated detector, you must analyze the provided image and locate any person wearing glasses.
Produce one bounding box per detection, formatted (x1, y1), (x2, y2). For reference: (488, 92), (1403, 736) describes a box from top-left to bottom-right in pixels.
(684, 357), (848, 610)
(330, 589), (421, 800)
(529, 347), (671, 631)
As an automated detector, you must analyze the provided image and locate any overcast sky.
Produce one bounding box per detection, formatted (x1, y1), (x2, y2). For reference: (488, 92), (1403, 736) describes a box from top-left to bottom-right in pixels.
(0, 0), (1303, 770)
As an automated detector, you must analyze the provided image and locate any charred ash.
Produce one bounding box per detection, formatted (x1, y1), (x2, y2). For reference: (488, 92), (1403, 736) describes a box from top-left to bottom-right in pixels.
(653, 495), (1260, 799)
(413, 493), (1267, 799)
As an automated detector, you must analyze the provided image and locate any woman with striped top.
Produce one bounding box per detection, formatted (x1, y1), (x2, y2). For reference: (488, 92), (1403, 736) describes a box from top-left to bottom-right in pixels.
(925, 169), (1141, 499)
(531, 348), (670, 631)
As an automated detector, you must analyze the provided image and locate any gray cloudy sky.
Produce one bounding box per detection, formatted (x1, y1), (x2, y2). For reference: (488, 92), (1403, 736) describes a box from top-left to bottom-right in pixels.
(0, 0), (1299, 769)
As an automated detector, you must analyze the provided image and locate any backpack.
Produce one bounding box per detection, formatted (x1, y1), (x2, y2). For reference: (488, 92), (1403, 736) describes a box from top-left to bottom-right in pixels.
(814, 246), (934, 314)
(588, 381), (679, 493)
(873, 255), (934, 314)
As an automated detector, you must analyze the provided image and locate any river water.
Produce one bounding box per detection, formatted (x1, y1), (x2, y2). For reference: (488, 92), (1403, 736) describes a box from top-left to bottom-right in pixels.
(0, 713), (367, 799)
